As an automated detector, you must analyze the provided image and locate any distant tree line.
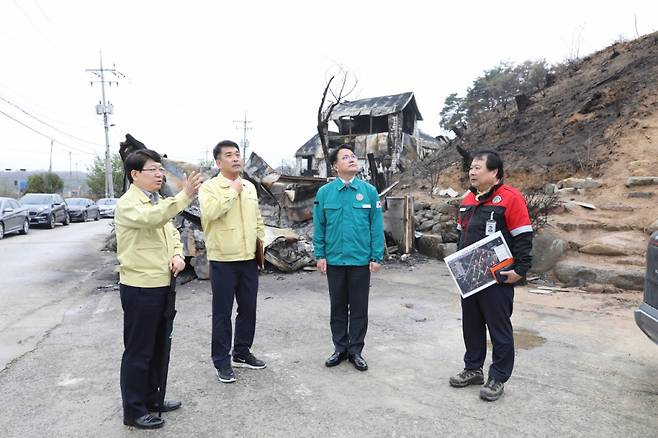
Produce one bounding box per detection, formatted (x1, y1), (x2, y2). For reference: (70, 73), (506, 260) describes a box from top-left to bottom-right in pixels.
(439, 60), (555, 131)
(26, 172), (64, 193)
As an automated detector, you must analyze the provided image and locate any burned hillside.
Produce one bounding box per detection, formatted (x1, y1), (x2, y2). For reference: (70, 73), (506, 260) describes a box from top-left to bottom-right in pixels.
(418, 31), (658, 189)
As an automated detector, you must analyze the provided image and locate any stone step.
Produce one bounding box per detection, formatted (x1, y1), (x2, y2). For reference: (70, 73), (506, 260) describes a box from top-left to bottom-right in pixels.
(554, 222), (642, 232)
(625, 176), (658, 187)
(627, 192), (654, 199)
(554, 259), (645, 290)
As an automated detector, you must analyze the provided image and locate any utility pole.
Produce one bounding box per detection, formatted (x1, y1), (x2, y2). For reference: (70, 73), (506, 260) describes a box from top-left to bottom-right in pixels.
(233, 112), (253, 159)
(49, 139), (53, 173)
(86, 51), (124, 198)
(69, 152), (72, 178)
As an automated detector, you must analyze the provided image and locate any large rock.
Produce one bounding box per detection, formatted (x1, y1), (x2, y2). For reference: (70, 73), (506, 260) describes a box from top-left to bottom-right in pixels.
(530, 233), (567, 273)
(414, 202), (430, 212)
(544, 183), (558, 194)
(557, 177), (602, 189)
(441, 230), (460, 243)
(415, 235), (455, 259)
(625, 176), (658, 187)
(418, 220), (435, 231)
(415, 234), (444, 259)
(579, 232), (645, 256)
(436, 203), (454, 215)
(441, 243), (457, 257)
(554, 260), (645, 290)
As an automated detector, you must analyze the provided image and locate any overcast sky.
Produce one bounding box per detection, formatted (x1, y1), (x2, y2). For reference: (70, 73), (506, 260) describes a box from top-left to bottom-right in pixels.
(1, 0), (657, 173)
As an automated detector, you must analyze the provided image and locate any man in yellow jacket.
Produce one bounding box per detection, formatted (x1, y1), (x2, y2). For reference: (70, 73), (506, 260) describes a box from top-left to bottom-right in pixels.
(115, 148), (201, 430)
(199, 140), (265, 384)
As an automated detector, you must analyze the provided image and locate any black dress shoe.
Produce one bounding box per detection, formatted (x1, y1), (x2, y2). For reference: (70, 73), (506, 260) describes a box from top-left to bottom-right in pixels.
(325, 351), (348, 367)
(124, 414), (165, 429)
(349, 354), (368, 371)
(146, 400), (182, 412)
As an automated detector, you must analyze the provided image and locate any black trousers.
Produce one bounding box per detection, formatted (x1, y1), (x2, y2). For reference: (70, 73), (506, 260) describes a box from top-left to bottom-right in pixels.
(461, 282), (515, 382)
(120, 284), (168, 421)
(326, 265), (371, 355)
(210, 259), (259, 368)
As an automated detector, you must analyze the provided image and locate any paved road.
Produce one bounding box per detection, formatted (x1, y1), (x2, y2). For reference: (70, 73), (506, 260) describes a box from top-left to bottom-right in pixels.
(0, 228), (656, 437)
(0, 219), (114, 370)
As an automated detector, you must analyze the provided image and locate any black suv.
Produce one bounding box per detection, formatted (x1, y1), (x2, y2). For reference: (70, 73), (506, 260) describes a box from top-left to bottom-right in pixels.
(635, 231), (658, 345)
(19, 193), (70, 229)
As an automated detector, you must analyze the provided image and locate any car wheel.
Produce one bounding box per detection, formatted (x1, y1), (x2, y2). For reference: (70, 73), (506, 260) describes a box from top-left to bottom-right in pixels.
(83, 212), (88, 222)
(48, 215), (56, 229)
(94, 212), (100, 221)
(19, 219), (29, 235)
(0, 222), (4, 239)
(63, 213), (70, 226)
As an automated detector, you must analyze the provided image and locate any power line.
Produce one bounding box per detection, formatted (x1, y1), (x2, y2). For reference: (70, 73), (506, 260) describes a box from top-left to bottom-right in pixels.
(0, 108), (95, 156)
(0, 95), (105, 147)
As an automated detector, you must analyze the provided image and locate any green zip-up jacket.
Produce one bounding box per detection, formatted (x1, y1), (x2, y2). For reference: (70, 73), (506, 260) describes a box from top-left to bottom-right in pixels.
(313, 177), (384, 266)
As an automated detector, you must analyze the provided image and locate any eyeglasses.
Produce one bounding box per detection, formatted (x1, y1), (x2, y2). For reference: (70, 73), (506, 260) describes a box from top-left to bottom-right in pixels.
(340, 154), (357, 161)
(141, 167), (166, 173)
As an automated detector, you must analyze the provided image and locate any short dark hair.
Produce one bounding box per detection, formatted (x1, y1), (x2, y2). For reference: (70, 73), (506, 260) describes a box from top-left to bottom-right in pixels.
(471, 149), (504, 180)
(213, 140), (240, 160)
(329, 144), (355, 165)
(125, 149), (162, 183)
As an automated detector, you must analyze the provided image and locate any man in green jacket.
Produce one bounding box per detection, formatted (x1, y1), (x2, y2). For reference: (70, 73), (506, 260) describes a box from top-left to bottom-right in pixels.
(313, 144), (385, 371)
(199, 140), (265, 384)
(115, 149), (201, 430)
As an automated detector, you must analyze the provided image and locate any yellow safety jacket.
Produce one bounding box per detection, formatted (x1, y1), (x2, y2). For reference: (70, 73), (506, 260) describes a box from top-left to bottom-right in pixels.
(199, 174), (265, 262)
(115, 184), (190, 287)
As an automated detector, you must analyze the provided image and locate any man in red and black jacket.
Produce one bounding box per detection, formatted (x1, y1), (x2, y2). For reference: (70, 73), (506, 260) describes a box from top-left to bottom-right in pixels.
(449, 150), (533, 402)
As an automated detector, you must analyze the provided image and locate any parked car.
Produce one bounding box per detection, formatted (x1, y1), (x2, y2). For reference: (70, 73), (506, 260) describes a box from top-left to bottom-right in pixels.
(97, 197), (119, 218)
(66, 197), (100, 222)
(0, 197), (30, 239)
(635, 231), (658, 345)
(19, 193), (70, 229)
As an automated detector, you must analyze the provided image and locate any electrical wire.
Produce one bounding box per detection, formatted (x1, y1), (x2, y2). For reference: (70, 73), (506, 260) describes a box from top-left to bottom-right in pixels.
(0, 109), (97, 156)
(0, 95), (105, 147)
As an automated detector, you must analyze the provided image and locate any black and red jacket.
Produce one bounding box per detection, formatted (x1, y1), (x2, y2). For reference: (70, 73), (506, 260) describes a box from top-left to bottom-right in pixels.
(457, 183), (533, 277)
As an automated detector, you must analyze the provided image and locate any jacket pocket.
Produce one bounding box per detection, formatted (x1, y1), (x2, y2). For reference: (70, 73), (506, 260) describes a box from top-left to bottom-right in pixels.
(324, 203), (341, 222)
(216, 227), (240, 255)
(133, 244), (167, 273)
(352, 202), (370, 228)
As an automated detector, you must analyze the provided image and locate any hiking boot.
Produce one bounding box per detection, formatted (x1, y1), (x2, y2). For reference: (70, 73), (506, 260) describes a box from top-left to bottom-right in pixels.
(232, 352), (267, 369)
(479, 377), (505, 401)
(449, 368), (484, 388)
(215, 365), (236, 383)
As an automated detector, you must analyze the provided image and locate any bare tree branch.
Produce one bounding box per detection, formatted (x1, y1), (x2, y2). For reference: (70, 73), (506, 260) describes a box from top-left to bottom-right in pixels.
(316, 66), (359, 178)
(317, 76), (335, 176)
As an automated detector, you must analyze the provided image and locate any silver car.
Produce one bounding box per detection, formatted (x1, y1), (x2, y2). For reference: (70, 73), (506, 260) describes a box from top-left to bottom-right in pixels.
(0, 197), (30, 239)
(97, 198), (119, 218)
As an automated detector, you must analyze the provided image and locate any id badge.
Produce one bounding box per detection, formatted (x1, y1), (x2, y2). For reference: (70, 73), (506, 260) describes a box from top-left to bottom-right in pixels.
(485, 211), (496, 236)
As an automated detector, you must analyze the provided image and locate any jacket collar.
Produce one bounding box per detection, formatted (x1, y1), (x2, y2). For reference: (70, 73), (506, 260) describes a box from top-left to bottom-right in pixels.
(333, 176), (361, 191)
(470, 182), (503, 203)
(216, 173), (240, 188)
(128, 183), (155, 204)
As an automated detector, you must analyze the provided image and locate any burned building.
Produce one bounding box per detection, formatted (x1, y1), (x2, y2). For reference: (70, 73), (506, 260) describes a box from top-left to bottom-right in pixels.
(295, 92), (442, 179)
